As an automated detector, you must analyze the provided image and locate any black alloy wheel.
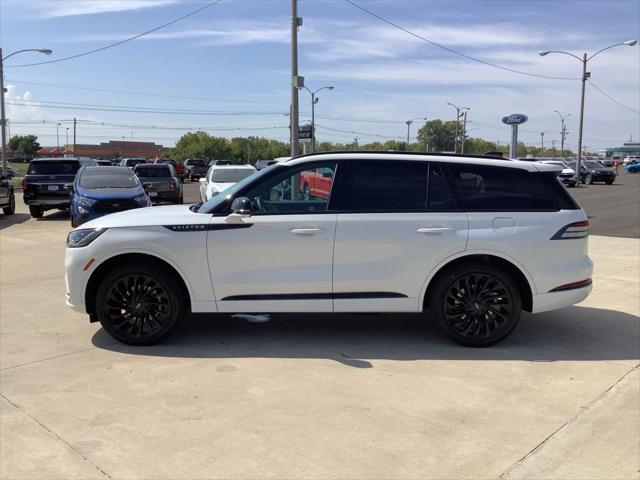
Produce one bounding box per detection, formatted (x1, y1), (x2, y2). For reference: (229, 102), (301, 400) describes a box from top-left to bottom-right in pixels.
(431, 263), (521, 347)
(95, 263), (185, 345)
(583, 173), (592, 185)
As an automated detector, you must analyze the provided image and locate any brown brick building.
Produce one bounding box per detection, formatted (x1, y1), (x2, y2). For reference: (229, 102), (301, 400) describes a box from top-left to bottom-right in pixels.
(57, 140), (166, 159)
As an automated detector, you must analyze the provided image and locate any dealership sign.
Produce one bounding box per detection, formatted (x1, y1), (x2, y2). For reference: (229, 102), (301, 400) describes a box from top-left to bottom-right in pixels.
(501, 113), (529, 126)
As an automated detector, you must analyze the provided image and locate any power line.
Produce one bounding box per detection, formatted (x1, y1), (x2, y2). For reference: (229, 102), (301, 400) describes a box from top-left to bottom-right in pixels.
(343, 0), (576, 81)
(588, 80), (640, 115)
(5, 0), (223, 68)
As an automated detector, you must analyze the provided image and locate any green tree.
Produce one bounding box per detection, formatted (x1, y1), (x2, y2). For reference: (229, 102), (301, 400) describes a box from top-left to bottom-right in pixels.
(8, 135), (40, 159)
(416, 120), (458, 153)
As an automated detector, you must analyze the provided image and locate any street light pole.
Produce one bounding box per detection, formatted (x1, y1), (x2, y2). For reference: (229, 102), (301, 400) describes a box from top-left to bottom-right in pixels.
(56, 123), (61, 152)
(303, 85), (333, 153)
(540, 132), (544, 151)
(405, 117), (427, 151)
(461, 111), (468, 154)
(539, 40), (637, 186)
(65, 127), (69, 149)
(446, 103), (469, 154)
(0, 47), (52, 170)
(290, 0), (301, 158)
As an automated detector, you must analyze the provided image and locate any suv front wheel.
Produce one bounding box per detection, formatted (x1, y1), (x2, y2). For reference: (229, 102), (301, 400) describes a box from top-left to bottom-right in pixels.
(95, 262), (186, 345)
(431, 263), (522, 347)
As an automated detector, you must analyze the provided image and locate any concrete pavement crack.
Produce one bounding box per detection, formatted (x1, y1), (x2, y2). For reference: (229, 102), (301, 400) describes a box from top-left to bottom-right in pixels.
(0, 343), (119, 372)
(0, 392), (112, 479)
(496, 363), (640, 480)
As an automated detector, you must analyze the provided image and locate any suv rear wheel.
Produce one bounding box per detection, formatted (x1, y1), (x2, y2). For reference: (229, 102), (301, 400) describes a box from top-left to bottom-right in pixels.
(95, 262), (185, 345)
(29, 205), (44, 218)
(431, 263), (521, 347)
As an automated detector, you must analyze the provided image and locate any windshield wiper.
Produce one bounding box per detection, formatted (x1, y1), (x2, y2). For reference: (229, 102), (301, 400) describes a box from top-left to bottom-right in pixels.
(189, 202), (203, 213)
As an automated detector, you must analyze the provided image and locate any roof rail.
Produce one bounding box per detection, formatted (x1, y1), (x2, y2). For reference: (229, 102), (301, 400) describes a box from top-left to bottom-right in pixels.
(292, 150), (510, 161)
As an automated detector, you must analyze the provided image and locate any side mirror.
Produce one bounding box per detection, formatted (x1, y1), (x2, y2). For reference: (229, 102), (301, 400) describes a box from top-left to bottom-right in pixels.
(231, 197), (252, 215)
(199, 178), (207, 183)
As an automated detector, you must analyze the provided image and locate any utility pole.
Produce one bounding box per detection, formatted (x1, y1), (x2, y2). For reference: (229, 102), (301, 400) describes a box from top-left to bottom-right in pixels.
(290, 0), (301, 158)
(73, 117), (77, 155)
(65, 127), (69, 148)
(405, 117), (427, 152)
(554, 110), (571, 159)
(552, 139), (556, 156)
(446, 103), (469, 154)
(461, 111), (468, 154)
(540, 132), (544, 151)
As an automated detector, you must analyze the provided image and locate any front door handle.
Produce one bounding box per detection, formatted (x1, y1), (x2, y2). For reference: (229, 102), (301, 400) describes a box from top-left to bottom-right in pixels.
(288, 228), (325, 236)
(416, 227), (454, 234)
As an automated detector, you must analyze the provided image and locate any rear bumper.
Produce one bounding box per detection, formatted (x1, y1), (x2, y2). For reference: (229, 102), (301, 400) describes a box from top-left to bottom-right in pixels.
(149, 191), (180, 203)
(23, 197), (70, 207)
(531, 284), (592, 313)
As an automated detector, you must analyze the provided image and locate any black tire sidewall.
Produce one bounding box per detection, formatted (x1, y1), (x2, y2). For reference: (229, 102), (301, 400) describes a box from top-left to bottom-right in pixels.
(95, 263), (185, 345)
(29, 205), (44, 218)
(431, 263), (522, 347)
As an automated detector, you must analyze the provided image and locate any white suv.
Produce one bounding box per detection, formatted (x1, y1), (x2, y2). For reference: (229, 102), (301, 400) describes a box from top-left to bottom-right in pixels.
(65, 153), (592, 347)
(199, 164), (257, 202)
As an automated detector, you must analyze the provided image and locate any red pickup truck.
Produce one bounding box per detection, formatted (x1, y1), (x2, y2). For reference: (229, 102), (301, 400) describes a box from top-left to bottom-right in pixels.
(299, 167), (334, 200)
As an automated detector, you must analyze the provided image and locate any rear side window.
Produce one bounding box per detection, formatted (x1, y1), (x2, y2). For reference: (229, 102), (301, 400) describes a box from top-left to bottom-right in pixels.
(447, 164), (578, 211)
(427, 164), (457, 211)
(28, 161), (79, 175)
(339, 160), (428, 212)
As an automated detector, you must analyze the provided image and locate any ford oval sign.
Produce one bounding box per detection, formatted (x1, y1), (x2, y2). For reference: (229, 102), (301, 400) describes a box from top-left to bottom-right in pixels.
(502, 113), (528, 125)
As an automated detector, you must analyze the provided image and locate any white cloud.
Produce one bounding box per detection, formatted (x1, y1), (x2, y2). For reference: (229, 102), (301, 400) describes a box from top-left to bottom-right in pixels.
(8, 0), (180, 18)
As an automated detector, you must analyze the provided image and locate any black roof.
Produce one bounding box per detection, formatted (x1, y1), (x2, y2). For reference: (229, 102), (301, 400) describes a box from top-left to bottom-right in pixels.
(293, 151), (510, 161)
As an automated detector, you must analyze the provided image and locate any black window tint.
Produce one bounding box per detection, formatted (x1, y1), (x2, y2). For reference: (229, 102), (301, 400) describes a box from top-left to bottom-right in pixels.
(340, 160), (428, 211)
(447, 164), (576, 211)
(28, 161), (80, 175)
(428, 164), (456, 210)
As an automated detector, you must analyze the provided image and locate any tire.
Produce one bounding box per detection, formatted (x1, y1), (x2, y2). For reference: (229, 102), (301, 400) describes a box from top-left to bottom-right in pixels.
(70, 213), (77, 228)
(188, 172), (193, 182)
(94, 262), (185, 346)
(179, 195), (183, 204)
(605, 178), (615, 185)
(430, 263), (522, 347)
(583, 174), (592, 185)
(568, 182), (576, 188)
(29, 205), (44, 218)
(2, 192), (15, 215)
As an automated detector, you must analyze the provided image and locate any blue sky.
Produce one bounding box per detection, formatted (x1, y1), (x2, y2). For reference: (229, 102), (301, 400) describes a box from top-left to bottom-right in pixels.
(1, 0), (639, 151)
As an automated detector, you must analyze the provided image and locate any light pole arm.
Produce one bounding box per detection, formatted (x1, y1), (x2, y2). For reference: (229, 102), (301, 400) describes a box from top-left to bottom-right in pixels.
(2, 48), (51, 61)
(588, 42), (633, 61)
(540, 50), (583, 62)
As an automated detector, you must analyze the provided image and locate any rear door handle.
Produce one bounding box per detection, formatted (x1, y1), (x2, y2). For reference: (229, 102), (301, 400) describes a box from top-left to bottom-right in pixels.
(416, 227), (454, 234)
(288, 228), (325, 236)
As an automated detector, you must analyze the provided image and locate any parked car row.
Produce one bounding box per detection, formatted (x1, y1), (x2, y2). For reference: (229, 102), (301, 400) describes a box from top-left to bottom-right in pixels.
(523, 157), (617, 186)
(20, 157), (184, 226)
(199, 163), (257, 202)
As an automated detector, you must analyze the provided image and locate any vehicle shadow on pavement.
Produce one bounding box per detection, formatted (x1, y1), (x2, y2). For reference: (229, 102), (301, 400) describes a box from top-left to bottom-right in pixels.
(92, 306), (640, 366)
(0, 213), (30, 229)
(36, 210), (70, 222)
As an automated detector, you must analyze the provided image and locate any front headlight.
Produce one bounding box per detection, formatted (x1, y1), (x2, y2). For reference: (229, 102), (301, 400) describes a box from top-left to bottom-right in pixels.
(78, 196), (96, 206)
(134, 194), (150, 205)
(67, 228), (106, 248)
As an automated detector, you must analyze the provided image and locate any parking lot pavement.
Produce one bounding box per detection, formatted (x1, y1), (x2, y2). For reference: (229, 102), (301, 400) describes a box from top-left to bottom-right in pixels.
(1, 203), (638, 479)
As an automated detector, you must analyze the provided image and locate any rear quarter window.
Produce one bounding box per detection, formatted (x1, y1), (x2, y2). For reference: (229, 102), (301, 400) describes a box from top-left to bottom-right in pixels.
(446, 164), (578, 211)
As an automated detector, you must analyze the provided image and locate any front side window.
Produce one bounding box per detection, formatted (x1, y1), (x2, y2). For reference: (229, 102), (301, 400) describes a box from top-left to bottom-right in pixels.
(447, 164), (574, 211)
(338, 160), (428, 212)
(243, 162), (337, 214)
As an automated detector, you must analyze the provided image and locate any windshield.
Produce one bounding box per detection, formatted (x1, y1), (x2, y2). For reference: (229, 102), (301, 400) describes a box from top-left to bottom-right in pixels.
(126, 159), (147, 166)
(212, 168), (255, 183)
(584, 160), (603, 169)
(28, 161), (79, 175)
(198, 165), (276, 213)
(79, 168), (140, 188)
(188, 159), (205, 166)
(135, 166), (172, 177)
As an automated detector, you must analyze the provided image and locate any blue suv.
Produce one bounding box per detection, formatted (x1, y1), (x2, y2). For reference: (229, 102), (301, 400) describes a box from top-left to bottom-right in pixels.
(70, 166), (151, 227)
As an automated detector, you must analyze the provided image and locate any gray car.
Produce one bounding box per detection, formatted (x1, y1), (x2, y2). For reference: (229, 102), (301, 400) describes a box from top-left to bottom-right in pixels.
(133, 164), (183, 204)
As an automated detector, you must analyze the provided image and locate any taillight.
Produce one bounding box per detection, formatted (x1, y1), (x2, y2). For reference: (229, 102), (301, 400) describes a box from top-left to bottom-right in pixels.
(21, 178), (27, 190)
(551, 220), (589, 240)
(169, 181), (176, 191)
